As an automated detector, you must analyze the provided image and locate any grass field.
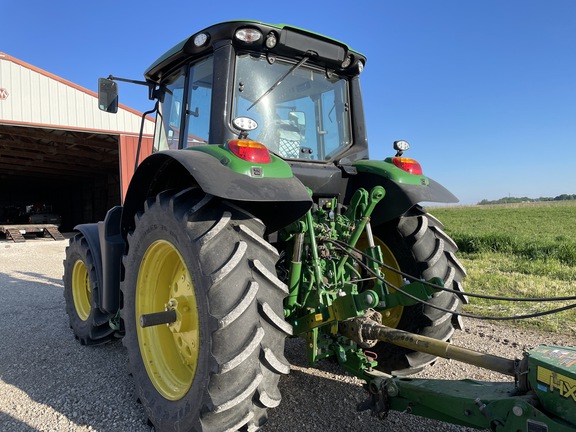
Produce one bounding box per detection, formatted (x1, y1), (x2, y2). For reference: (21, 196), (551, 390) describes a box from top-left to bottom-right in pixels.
(427, 201), (576, 335)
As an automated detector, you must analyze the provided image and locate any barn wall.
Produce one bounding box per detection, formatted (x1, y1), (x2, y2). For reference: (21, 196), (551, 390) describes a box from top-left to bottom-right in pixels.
(0, 52), (157, 233)
(119, 135), (154, 202)
(0, 52), (155, 134)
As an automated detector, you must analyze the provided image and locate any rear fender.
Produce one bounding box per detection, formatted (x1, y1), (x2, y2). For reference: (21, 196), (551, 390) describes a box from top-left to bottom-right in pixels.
(74, 206), (124, 315)
(348, 160), (458, 224)
(121, 150), (313, 237)
(98, 206), (124, 314)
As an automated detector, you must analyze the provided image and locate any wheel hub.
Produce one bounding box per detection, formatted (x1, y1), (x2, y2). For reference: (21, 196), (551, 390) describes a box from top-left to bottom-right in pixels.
(72, 259), (91, 321)
(136, 240), (200, 400)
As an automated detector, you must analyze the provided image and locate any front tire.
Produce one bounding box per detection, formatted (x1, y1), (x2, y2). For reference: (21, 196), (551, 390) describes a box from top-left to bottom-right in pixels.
(62, 233), (115, 345)
(121, 188), (291, 431)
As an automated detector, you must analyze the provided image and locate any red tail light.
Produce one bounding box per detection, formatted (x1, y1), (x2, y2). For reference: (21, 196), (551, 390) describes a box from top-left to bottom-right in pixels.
(392, 157), (423, 175)
(228, 139), (271, 163)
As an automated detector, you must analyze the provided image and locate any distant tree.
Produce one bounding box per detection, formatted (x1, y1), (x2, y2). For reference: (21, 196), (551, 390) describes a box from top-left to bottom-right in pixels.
(478, 194), (576, 205)
(554, 194), (570, 201)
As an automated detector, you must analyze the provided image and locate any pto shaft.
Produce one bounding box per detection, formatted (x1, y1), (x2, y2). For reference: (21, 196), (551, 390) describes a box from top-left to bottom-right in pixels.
(361, 321), (516, 377)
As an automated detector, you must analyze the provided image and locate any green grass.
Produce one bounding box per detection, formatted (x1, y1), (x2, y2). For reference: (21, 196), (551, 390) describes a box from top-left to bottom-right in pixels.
(428, 201), (576, 335)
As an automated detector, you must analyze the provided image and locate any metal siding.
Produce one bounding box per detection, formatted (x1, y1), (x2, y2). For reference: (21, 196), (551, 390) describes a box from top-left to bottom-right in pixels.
(48, 77), (58, 124)
(0, 53), (154, 135)
(12, 62), (22, 119)
(30, 69), (41, 119)
(0, 57), (12, 119)
(119, 135), (154, 201)
(39, 74), (50, 123)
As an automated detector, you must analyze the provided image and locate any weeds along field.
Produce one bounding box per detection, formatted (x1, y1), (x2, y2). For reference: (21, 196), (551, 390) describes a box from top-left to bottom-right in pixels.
(428, 201), (576, 335)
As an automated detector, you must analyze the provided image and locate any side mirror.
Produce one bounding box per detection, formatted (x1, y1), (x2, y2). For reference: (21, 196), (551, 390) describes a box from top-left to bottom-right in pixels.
(98, 78), (118, 113)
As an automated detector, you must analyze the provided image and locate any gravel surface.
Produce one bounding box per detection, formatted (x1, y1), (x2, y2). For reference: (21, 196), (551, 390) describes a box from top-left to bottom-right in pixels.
(1, 236), (575, 431)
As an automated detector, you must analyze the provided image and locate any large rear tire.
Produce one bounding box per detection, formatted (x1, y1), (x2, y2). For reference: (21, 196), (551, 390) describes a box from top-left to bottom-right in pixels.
(62, 233), (115, 345)
(372, 205), (467, 375)
(121, 188), (291, 432)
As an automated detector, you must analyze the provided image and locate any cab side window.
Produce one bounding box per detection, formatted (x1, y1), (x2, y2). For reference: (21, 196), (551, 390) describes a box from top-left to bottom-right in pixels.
(154, 69), (186, 151)
(184, 56), (213, 147)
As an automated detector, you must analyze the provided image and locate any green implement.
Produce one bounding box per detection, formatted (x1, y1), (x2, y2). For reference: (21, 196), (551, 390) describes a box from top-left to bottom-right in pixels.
(355, 318), (576, 432)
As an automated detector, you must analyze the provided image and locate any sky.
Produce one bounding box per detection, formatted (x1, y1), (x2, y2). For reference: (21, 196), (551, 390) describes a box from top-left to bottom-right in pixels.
(2, 0), (575, 205)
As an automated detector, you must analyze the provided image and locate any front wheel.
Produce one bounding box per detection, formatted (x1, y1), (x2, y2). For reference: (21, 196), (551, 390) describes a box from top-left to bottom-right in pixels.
(121, 189), (291, 431)
(62, 233), (114, 345)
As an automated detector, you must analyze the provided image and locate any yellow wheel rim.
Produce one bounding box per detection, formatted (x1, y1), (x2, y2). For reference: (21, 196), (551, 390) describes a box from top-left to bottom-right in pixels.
(357, 235), (404, 328)
(136, 240), (199, 401)
(72, 259), (91, 321)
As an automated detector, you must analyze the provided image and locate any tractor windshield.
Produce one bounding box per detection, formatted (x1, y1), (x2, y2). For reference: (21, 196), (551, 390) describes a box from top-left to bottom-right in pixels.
(233, 53), (351, 161)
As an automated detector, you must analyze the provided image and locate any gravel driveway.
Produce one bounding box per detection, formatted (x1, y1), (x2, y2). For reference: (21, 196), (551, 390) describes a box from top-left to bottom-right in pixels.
(1, 236), (575, 431)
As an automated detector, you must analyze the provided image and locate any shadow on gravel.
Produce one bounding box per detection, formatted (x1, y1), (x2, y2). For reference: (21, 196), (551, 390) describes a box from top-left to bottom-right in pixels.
(0, 251), (153, 432)
(0, 412), (37, 432)
(10, 270), (64, 288)
(0, 240), (477, 432)
(265, 338), (480, 432)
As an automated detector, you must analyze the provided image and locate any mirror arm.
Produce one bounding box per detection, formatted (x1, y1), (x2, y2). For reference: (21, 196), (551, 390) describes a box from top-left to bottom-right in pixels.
(106, 75), (148, 87)
(106, 75), (163, 101)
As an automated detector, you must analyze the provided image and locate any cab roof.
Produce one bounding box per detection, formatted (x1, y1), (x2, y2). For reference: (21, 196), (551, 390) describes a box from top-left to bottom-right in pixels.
(144, 20), (366, 83)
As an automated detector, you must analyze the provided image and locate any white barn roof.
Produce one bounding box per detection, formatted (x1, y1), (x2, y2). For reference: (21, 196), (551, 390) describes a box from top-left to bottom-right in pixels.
(0, 52), (154, 135)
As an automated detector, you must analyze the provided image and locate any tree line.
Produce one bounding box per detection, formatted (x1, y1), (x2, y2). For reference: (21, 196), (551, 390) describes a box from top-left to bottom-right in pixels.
(478, 194), (576, 205)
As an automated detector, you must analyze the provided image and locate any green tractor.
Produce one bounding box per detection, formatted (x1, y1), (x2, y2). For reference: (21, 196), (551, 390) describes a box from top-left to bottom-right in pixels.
(63, 20), (575, 432)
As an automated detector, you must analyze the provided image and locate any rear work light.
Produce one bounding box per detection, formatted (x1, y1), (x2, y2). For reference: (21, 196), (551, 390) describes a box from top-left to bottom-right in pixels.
(392, 157), (423, 175)
(235, 28), (262, 43)
(228, 139), (271, 163)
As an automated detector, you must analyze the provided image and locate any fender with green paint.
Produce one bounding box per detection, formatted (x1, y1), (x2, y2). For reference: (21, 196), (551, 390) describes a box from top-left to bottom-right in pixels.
(92, 145), (312, 315)
(348, 159), (458, 223)
(121, 145), (313, 236)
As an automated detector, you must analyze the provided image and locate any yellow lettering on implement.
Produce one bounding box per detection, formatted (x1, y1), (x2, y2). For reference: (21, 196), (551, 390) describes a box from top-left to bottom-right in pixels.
(537, 366), (576, 402)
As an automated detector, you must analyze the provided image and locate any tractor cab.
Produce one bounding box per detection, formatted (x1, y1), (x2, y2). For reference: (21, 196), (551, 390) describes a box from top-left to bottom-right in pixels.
(101, 21), (369, 165)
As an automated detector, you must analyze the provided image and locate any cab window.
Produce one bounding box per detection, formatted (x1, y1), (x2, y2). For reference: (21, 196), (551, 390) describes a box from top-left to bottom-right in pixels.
(154, 68), (186, 151)
(184, 56), (213, 147)
(154, 56), (213, 150)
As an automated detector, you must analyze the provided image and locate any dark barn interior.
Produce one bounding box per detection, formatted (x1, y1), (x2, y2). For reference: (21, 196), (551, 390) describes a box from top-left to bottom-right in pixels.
(0, 124), (121, 232)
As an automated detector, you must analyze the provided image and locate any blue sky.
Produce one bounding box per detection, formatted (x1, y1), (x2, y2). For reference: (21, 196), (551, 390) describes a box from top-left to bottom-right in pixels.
(2, 1), (575, 204)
